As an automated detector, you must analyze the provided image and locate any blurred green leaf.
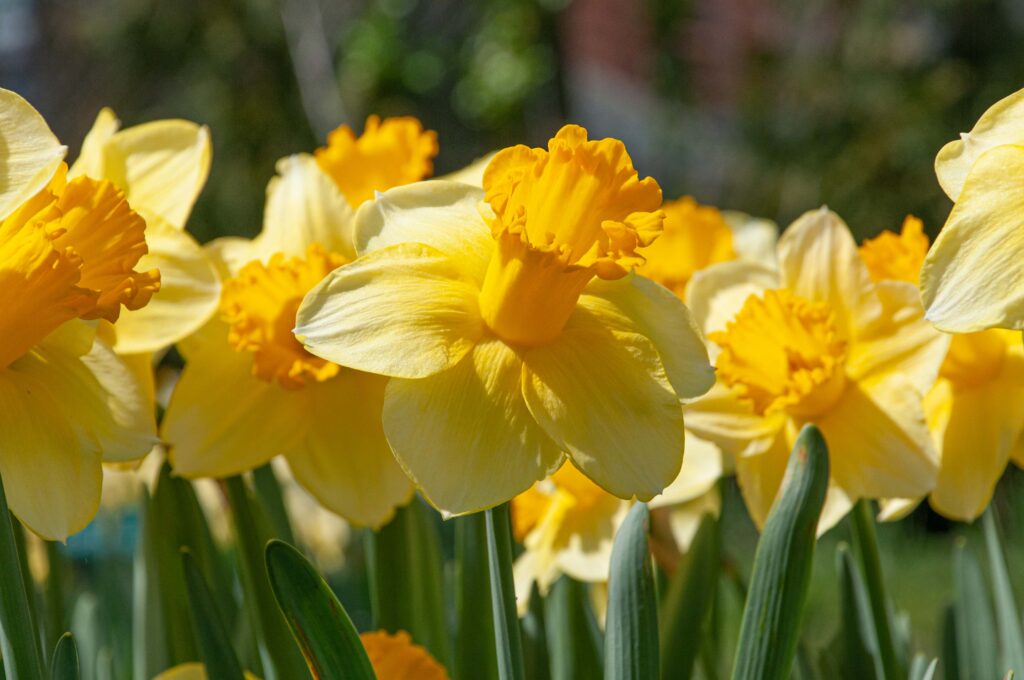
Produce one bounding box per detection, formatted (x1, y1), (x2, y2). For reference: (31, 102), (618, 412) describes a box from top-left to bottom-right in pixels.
(264, 540), (375, 680)
(850, 499), (903, 680)
(908, 655), (938, 680)
(181, 550), (245, 680)
(730, 424), (829, 680)
(365, 498), (448, 665)
(953, 540), (997, 680)
(252, 464), (295, 545)
(545, 577), (602, 680)
(834, 543), (880, 680)
(454, 513), (498, 680)
(485, 504), (525, 680)
(522, 583), (550, 680)
(133, 487), (169, 680)
(605, 503), (658, 680)
(49, 634), (78, 680)
(982, 509), (1024, 675)
(0, 470), (45, 680)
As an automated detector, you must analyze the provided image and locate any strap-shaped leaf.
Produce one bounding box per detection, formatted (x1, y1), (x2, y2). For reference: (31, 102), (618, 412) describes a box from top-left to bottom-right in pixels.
(604, 502), (658, 680)
(0, 470), (45, 680)
(181, 549), (246, 680)
(982, 510), (1024, 675)
(49, 633), (79, 680)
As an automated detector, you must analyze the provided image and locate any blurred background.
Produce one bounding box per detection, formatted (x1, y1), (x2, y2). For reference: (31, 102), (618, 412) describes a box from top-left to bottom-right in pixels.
(5, 0), (1024, 670)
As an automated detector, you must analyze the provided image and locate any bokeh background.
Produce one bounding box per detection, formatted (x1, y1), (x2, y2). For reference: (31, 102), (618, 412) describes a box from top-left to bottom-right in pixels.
(5, 0), (1024, 670)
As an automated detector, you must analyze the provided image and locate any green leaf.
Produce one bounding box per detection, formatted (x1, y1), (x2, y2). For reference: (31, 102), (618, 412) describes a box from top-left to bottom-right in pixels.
(264, 539), (376, 680)
(181, 550), (246, 680)
(953, 540), (997, 680)
(908, 655), (938, 680)
(224, 475), (309, 680)
(942, 605), (960, 680)
(49, 634), (78, 680)
(0, 470), (45, 680)
(659, 512), (719, 680)
(730, 424), (829, 680)
(545, 577), (602, 680)
(133, 486), (169, 680)
(252, 464), (295, 545)
(43, 542), (68, 658)
(982, 509), (1024, 675)
(522, 584), (550, 680)
(454, 513), (498, 680)
(834, 543), (881, 680)
(604, 502), (658, 680)
(485, 504), (525, 680)
(365, 498), (449, 665)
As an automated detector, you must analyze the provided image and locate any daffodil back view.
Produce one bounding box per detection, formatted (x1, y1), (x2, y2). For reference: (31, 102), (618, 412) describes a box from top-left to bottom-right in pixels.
(295, 125), (716, 516)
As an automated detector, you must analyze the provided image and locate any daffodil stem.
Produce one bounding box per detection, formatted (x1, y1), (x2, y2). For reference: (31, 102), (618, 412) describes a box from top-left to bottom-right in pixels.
(485, 503), (525, 680)
(850, 499), (902, 680)
(0, 470), (45, 680)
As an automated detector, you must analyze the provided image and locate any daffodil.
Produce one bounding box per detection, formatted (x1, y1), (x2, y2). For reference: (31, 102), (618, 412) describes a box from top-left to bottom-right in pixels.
(860, 218), (1024, 521)
(920, 87), (1024, 332)
(0, 89), (159, 539)
(683, 208), (948, 530)
(162, 116), (441, 527)
(295, 125), (716, 515)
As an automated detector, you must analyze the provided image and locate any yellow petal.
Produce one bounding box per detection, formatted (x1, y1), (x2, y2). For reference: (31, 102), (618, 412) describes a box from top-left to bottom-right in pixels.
(383, 338), (563, 515)
(0, 354), (102, 541)
(666, 489), (721, 552)
(92, 119), (212, 229)
(722, 210), (778, 267)
(162, 347), (306, 478)
(555, 499), (629, 584)
(255, 154), (356, 260)
(934, 87), (1024, 200)
(734, 430), (789, 529)
(847, 280), (950, 394)
(877, 497), (921, 522)
(776, 207), (880, 339)
(353, 181), (494, 284)
(921, 144), (1024, 332)
(0, 88), (66, 221)
(111, 217), (221, 354)
(580, 273), (715, 400)
(685, 260), (779, 344)
(152, 663), (260, 680)
(68, 107), (120, 179)
(817, 375), (937, 501)
(651, 430), (723, 507)
(292, 371), (413, 528)
(521, 311), (685, 501)
(296, 243), (484, 379)
(929, 359), (1024, 520)
(360, 630), (449, 680)
(682, 382), (786, 458)
(204, 235), (258, 278)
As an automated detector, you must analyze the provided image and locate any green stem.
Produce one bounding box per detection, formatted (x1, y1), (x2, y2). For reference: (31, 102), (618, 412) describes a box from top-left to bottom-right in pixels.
(251, 464), (295, 545)
(850, 499), (901, 680)
(485, 504), (525, 680)
(44, 541), (66, 657)
(0, 471), (45, 679)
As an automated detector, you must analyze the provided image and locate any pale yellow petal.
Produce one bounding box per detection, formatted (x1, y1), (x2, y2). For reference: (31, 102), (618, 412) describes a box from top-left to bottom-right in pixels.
(68, 107), (120, 179)
(847, 280), (950, 393)
(204, 235), (258, 278)
(437, 152), (496, 187)
(556, 499), (629, 584)
(580, 273), (715, 399)
(0, 88), (66, 221)
(667, 489), (721, 552)
(734, 430), (790, 530)
(353, 180), (494, 284)
(682, 382), (786, 458)
(79, 339), (157, 461)
(292, 371), (413, 528)
(383, 338), (563, 515)
(685, 260), (779, 344)
(112, 217), (221, 354)
(722, 210), (778, 267)
(153, 663), (259, 680)
(651, 430), (723, 508)
(256, 154), (356, 260)
(921, 145), (1024, 332)
(935, 87), (1024, 200)
(776, 207), (880, 338)
(296, 243), (484, 379)
(817, 376), (937, 501)
(522, 311), (685, 501)
(877, 497), (921, 522)
(162, 347), (306, 478)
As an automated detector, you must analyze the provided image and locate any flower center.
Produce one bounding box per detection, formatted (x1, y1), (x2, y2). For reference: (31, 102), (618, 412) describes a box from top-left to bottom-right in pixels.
(221, 244), (347, 390)
(710, 289), (848, 418)
(314, 115), (438, 208)
(637, 196), (736, 295)
(477, 125), (664, 346)
(940, 329), (1011, 389)
(0, 165), (159, 369)
(511, 463), (610, 543)
(858, 215), (928, 284)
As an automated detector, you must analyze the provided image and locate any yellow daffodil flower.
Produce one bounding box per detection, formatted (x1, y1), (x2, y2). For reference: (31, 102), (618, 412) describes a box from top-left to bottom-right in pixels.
(921, 87), (1024, 332)
(295, 125), (716, 515)
(860, 218), (1024, 521)
(0, 89), (159, 539)
(683, 207), (948, 531)
(162, 116), (440, 528)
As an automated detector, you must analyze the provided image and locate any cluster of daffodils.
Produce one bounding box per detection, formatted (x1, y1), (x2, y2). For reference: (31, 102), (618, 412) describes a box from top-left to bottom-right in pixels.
(6, 79), (1024, 636)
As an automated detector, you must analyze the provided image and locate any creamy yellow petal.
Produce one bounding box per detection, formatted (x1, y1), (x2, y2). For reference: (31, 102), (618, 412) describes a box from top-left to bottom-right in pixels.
(353, 181), (494, 284)
(847, 280), (950, 393)
(153, 663), (259, 680)
(383, 338), (563, 515)
(292, 371), (413, 528)
(522, 311), (685, 501)
(682, 382), (787, 458)
(296, 243), (484, 379)
(204, 235), (258, 279)
(921, 145), (1024, 332)
(935, 87), (1024, 200)
(437, 152), (496, 186)
(68, 107), (120, 179)
(0, 355), (102, 541)
(556, 499), (629, 584)
(734, 430), (789, 529)
(580, 273), (715, 399)
(877, 497), (921, 522)
(93, 119), (211, 229)
(817, 485), (855, 535)
(0, 88), (66, 221)
(651, 430), (723, 507)
(162, 347), (306, 478)
(776, 207), (879, 338)
(111, 217), (221, 354)
(666, 489), (721, 552)
(722, 210), (778, 267)
(256, 154), (356, 260)
(817, 376), (937, 501)
(685, 260), (779, 343)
